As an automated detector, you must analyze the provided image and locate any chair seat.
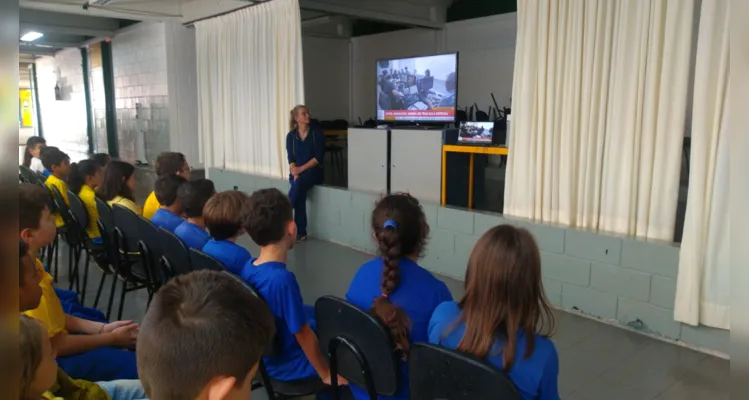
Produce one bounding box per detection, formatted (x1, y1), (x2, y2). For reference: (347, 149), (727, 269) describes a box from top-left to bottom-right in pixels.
(268, 376), (327, 397)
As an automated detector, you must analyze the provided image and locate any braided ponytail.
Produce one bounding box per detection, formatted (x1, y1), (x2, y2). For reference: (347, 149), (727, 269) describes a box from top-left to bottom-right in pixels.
(370, 193), (429, 358)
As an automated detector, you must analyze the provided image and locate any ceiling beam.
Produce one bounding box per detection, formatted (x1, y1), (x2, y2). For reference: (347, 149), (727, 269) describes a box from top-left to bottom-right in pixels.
(20, 0), (179, 21)
(20, 22), (114, 38)
(300, 0), (446, 29)
(19, 46), (57, 56)
(20, 40), (80, 50)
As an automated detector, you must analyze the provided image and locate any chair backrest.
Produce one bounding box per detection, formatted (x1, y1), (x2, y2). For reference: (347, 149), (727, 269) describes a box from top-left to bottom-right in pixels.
(408, 343), (521, 400)
(219, 271), (279, 357)
(111, 204), (141, 253)
(67, 190), (89, 232)
(19, 165), (43, 185)
(315, 296), (400, 397)
(135, 216), (167, 287)
(95, 197), (115, 238)
(158, 228), (193, 277)
(189, 248), (227, 272)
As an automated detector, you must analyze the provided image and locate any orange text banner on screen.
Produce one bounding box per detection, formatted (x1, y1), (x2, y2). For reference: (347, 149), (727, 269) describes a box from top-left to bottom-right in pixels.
(441, 145), (509, 209)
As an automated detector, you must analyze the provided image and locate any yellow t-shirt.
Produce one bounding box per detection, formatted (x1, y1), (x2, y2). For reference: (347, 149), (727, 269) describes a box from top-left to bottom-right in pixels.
(24, 259), (67, 337)
(45, 175), (69, 228)
(108, 196), (142, 216)
(78, 185), (100, 239)
(142, 191), (160, 220)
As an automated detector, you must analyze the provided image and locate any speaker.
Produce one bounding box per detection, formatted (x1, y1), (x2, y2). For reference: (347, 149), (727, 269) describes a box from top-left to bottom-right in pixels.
(444, 128), (458, 145)
(492, 120), (507, 145)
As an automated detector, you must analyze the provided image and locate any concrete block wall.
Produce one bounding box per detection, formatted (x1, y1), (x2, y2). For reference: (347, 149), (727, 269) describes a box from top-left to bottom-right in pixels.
(112, 22), (171, 163)
(35, 48), (90, 161)
(208, 168), (729, 356)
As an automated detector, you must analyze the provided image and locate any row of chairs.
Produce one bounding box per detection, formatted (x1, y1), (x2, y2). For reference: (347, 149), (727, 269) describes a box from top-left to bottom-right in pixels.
(231, 279), (521, 400)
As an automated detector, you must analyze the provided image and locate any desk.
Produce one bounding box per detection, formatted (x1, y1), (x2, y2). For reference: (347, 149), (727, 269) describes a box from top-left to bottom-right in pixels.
(441, 145), (509, 209)
(323, 129), (347, 138)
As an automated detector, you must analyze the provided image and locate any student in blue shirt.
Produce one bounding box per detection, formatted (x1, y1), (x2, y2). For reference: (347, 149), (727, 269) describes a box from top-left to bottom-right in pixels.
(428, 225), (560, 400)
(239, 188), (346, 387)
(150, 174), (187, 232)
(286, 105), (325, 243)
(201, 190), (252, 274)
(174, 179), (216, 249)
(346, 193), (453, 400)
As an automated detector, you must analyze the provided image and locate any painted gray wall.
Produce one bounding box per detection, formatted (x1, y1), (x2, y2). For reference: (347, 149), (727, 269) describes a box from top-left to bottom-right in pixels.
(208, 168), (728, 356)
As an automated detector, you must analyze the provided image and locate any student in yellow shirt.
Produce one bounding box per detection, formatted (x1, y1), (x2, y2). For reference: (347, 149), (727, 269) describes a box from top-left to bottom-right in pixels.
(143, 152), (191, 220)
(19, 242), (146, 400)
(67, 160), (104, 243)
(41, 147), (72, 228)
(19, 183), (139, 382)
(97, 161), (141, 216)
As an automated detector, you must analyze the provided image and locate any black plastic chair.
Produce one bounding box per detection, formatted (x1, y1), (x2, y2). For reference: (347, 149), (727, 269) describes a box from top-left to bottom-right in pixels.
(110, 205), (154, 320)
(135, 216), (167, 295)
(49, 186), (82, 291)
(408, 343), (521, 400)
(19, 165), (44, 185)
(66, 190), (110, 305)
(158, 228), (193, 277)
(92, 199), (119, 313)
(315, 296), (400, 400)
(188, 249), (227, 272)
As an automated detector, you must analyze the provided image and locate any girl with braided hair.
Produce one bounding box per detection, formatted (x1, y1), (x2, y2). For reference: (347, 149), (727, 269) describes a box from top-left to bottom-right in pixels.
(346, 193), (453, 400)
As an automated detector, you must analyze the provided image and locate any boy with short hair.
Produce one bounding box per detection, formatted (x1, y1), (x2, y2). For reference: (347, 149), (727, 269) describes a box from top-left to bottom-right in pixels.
(143, 152), (191, 220)
(41, 146), (71, 228)
(150, 174), (187, 232)
(239, 188), (343, 385)
(19, 183), (140, 382)
(202, 191), (252, 275)
(174, 179), (216, 249)
(137, 270), (275, 400)
(19, 239), (147, 400)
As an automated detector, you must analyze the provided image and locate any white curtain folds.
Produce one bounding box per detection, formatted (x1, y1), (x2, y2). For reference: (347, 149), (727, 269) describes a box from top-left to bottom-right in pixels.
(675, 0), (730, 329)
(195, 0), (304, 178)
(505, 0), (694, 240)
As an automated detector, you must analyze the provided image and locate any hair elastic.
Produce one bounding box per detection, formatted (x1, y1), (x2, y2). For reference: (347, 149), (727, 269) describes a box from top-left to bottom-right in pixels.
(381, 293), (389, 298)
(383, 220), (397, 230)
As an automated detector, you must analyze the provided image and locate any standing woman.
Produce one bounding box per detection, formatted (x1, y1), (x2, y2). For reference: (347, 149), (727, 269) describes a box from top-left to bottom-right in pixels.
(286, 105), (325, 242)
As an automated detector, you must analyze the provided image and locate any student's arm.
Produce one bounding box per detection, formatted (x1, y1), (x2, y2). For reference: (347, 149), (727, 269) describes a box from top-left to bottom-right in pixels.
(294, 324), (333, 382)
(52, 323), (138, 356)
(65, 314), (105, 334)
(538, 345), (561, 400)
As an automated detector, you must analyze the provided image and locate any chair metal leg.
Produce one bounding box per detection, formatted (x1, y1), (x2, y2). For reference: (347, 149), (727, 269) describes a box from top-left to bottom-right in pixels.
(93, 271), (106, 309)
(117, 277), (128, 321)
(80, 251), (91, 305)
(106, 265), (119, 321)
(67, 243), (74, 288)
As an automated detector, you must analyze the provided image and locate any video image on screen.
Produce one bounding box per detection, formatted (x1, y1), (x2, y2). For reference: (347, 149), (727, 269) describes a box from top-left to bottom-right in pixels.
(376, 53), (457, 122)
(458, 122), (494, 144)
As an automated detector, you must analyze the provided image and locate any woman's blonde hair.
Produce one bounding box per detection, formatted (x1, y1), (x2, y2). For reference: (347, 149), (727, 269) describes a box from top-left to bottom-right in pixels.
(19, 315), (46, 400)
(289, 105), (307, 132)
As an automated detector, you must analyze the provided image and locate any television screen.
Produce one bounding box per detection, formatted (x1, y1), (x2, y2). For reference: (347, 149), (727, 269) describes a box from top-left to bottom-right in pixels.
(376, 53), (458, 123)
(458, 121), (494, 144)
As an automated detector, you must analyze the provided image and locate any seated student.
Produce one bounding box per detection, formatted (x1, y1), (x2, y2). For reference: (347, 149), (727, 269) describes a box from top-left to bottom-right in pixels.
(137, 270), (276, 400)
(91, 153), (112, 168)
(41, 147), (71, 228)
(174, 179), (216, 249)
(23, 136), (47, 174)
(201, 191), (252, 274)
(20, 183), (140, 382)
(143, 152), (191, 220)
(98, 161), (141, 215)
(19, 244), (146, 400)
(345, 193), (453, 400)
(19, 315), (146, 400)
(68, 159), (104, 244)
(428, 225), (559, 400)
(150, 174), (187, 232)
(240, 189), (345, 386)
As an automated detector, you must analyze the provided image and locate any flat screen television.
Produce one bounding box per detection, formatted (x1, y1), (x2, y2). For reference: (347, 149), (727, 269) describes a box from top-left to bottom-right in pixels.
(458, 121), (494, 144)
(376, 52), (458, 123)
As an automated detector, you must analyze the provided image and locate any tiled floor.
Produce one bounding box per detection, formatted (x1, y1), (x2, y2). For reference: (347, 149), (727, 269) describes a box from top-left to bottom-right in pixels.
(54, 237), (727, 400)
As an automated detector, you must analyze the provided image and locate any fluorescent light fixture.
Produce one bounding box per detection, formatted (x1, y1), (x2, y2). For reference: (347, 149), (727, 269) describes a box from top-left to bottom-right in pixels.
(21, 31), (44, 42)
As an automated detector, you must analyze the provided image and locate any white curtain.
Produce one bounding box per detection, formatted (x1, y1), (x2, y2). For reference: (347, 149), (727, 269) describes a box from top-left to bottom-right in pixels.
(195, 0), (304, 178)
(675, 0), (730, 330)
(505, 0), (694, 240)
